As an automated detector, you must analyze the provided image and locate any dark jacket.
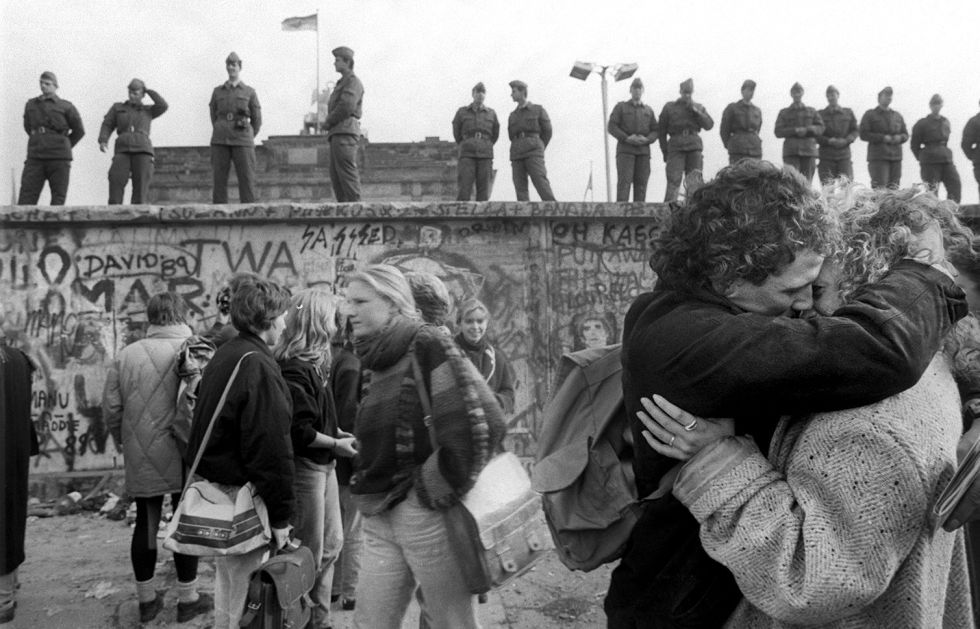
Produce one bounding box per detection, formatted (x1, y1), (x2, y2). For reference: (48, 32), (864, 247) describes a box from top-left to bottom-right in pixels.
(817, 105), (859, 160)
(209, 81), (261, 146)
(452, 103), (500, 159)
(454, 333), (516, 415)
(22, 94), (85, 160)
(2, 345), (38, 574)
(279, 357), (337, 466)
(607, 100), (658, 156)
(774, 102), (824, 157)
(962, 113), (980, 163)
(720, 100), (762, 157)
(326, 72), (364, 138)
(97, 90), (168, 155)
(187, 332), (294, 528)
(911, 114), (954, 164)
(860, 106), (908, 161)
(508, 102), (552, 160)
(658, 99), (714, 156)
(330, 343), (361, 486)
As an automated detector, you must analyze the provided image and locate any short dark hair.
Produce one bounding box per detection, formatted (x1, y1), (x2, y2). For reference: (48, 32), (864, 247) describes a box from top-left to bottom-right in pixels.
(147, 292), (188, 326)
(651, 160), (839, 292)
(230, 277), (291, 335)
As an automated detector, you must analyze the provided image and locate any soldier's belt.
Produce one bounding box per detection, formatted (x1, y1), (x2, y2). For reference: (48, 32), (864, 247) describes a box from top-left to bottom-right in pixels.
(675, 129), (696, 136)
(31, 127), (67, 135)
(466, 131), (488, 139)
(225, 113), (251, 122)
(515, 132), (539, 138)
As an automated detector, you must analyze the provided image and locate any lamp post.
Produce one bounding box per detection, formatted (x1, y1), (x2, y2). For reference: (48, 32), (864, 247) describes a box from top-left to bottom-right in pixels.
(570, 61), (638, 202)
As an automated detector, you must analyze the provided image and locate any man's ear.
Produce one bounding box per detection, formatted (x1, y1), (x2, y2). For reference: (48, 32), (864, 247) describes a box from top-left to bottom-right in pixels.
(713, 277), (741, 299)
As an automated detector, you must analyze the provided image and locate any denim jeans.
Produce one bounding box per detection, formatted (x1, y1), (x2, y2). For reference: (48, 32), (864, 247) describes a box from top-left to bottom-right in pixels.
(332, 483), (364, 600)
(294, 458), (344, 628)
(353, 488), (479, 629)
(213, 546), (267, 629)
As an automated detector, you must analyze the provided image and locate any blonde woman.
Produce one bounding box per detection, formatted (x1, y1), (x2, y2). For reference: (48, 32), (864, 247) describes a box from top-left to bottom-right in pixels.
(274, 289), (357, 629)
(345, 265), (506, 629)
(455, 298), (516, 415)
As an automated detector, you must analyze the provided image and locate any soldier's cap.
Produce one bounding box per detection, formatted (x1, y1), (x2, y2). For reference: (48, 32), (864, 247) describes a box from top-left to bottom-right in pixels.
(741, 79), (756, 90)
(332, 46), (355, 60)
(879, 86), (893, 97)
(630, 77), (643, 90)
(225, 51), (242, 66)
(680, 78), (694, 93)
(509, 80), (528, 91)
(790, 82), (804, 94)
(39, 71), (58, 88)
(473, 82), (486, 93)
(930, 93), (943, 105)
(128, 78), (145, 92)
(826, 84), (839, 95)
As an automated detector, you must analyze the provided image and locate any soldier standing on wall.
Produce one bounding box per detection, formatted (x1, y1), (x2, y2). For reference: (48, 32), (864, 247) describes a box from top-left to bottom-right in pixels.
(774, 82), (824, 184)
(18, 71), (85, 206)
(911, 94), (962, 202)
(98, 79), (169, 205)
(658, 78), (713, 202)
(963, 100), (980, 202)
(326, 46), (364, 203)
(719, 79), (762, 165)
(607, 77), (658, 202)
(209, 52), (262, 204)
(452, 82), (500, 201)
(508, 80), (556, 201)
(817, 85), (859, 183)
(860, 86), (908, 189)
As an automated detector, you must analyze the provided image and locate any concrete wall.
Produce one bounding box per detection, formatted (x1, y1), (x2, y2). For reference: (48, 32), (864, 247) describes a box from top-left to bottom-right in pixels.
(1, 201), (663, 476)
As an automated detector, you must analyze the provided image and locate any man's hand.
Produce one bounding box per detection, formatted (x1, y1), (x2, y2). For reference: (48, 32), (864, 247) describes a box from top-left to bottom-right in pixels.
(795, 127), (806, 137)
(333, 433), (358, 458)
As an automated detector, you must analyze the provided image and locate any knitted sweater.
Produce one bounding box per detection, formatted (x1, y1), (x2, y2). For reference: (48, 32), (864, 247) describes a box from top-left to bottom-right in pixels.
(674, 354), (974, 628)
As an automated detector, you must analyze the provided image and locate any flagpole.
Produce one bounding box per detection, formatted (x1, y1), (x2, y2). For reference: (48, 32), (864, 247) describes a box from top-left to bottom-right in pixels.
(315, 9), (320, 133)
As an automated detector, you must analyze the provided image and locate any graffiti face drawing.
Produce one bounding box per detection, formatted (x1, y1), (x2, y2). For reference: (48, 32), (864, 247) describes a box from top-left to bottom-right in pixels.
(580, 317), (610, 349)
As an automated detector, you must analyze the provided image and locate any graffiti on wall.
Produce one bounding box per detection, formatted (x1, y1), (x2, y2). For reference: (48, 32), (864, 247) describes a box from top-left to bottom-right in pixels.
(0, 211), (658, 473)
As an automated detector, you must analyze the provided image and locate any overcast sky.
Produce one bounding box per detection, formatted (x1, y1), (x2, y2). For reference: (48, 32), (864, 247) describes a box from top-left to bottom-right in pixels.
(2, 0), (979, 206)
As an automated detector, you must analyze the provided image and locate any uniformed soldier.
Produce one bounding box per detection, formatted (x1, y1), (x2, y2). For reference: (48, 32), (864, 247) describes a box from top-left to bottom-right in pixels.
(508, 80), (555, 201)
(209, 52), (262, 203)
(452, 82), (500, 201)
(607, 77), (658, 202)
(720, 79), (762, 165)
(774, 82), (824, 184)
(817, 85), (859, 183)
(17, 71), (85, 206)
(658, 78), (713, 202)
(860, 86), (908, 189)
(911, 94), (961, 202)
(98, 79), (168, 204)
(326, 46), (364, 202)
(962, 100), (980, 201)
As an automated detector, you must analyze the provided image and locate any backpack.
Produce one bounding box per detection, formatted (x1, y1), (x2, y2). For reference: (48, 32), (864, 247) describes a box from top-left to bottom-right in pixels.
(532, 344), (654, 572)
(240, 542), (316, 629)
(173, 335), (216, 461)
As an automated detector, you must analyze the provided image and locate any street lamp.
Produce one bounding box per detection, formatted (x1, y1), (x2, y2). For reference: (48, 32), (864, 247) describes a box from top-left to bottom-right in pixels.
(570, 61), (638, 202)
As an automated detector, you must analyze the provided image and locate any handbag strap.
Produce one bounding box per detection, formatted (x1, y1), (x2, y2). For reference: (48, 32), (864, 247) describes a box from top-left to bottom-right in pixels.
(410, 353), (438, 451)
(179, 351), (256, 497)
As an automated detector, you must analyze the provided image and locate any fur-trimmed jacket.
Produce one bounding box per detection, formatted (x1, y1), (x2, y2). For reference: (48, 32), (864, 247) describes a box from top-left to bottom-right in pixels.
(352, 321), (506, 514)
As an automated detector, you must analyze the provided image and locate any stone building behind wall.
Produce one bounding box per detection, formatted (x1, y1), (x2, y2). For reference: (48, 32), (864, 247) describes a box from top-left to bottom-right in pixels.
(148, 134), (459, 203)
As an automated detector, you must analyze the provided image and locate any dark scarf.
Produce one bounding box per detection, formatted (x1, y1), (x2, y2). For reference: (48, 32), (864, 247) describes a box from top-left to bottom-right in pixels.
(354, 316), (422, 370)
(454, 332), (488, 353)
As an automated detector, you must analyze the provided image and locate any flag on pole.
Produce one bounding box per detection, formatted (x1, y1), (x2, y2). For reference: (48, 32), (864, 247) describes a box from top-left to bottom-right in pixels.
(584, 163), (594, 201)
(281, 14), (318, 31)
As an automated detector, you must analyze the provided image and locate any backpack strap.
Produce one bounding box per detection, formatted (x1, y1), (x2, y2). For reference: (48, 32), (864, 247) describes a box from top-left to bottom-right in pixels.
(410, 353), (438, 451)
(239, 574), (264, 627)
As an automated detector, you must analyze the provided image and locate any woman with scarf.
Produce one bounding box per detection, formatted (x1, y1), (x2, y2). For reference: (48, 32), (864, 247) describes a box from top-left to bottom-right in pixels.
(274, 289), (357, 629)
(345, 265), (506, 629)
(454, 298), (516, 415)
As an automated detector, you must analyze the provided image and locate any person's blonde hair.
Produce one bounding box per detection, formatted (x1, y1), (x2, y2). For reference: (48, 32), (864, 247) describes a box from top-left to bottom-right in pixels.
(274, 289), (338, 369)
(346, 265), (418, 320)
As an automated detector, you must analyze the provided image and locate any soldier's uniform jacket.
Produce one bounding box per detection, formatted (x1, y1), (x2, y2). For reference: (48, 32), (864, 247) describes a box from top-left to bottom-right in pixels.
(817, 105), (859, 160)
(911, 114), (954, 164)
(98, 90), (168, 155)
(657, 100), (714, 156)
(326, 73), (364, 138)
(209, 81), (261, 146)
(22, 94), (85, 160)
(607, 99), (658, 156)
(508, 102), (552, 160)
(860, 107), (908, 161)
(452, 103), (500, 159)
(774, 103), (824, 158)
(720, 100), (762, 157)
(962, 113), (980, 164)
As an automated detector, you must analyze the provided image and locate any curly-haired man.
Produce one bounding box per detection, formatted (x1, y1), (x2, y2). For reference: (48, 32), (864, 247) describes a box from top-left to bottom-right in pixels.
(605, 160), (969, 628)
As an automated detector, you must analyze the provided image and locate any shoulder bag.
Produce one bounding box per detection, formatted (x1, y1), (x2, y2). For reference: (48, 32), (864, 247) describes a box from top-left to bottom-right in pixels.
(163, 351), (272, 556)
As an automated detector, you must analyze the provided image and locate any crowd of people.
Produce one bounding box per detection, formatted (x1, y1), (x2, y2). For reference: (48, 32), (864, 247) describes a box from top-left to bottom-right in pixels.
(17, 54), (980, 209)
(6, 155), (980, 627)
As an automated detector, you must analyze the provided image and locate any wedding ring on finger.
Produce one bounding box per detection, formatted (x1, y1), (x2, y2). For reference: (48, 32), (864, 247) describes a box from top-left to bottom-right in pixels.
(683, 419), (698, 432)
(669, 435), (676, 447)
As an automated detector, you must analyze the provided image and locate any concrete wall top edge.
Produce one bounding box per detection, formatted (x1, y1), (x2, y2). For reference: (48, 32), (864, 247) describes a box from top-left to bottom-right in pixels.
(0, 201), (676, 224)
